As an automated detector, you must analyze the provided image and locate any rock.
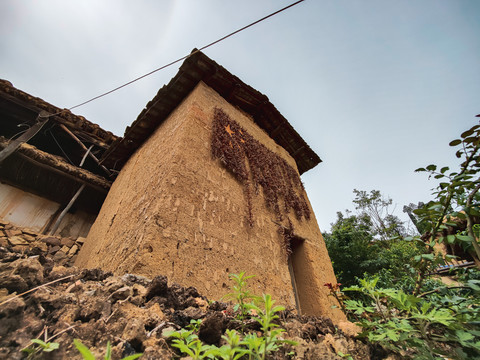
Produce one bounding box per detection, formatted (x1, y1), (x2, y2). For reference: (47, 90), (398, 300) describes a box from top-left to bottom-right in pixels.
(301, 323), (318, 340)
(30, 241), (48, 252)
(146, 275), (169, 300)
(40, 236), (61, 247)
(0, 258), (43, 292)
(0, 296), (25, 322)
(4, 229), (22, 237)
(0, 273), (27, 293)
(122, 273), (150, 287)
(195, 297), (209, 310)
(21, 229), (39, 237)
(198, 312), (225, 345)
(80, 268), (112, 281)
(67, 244), (78, 257)
(60, 245), (70, 254)
(11, 245), (27, 253)
(48, 265), (76, 280)
(7, 236), (29, 246)
(11, 258), (44, 287)
(61, 238), (75, 247)
(122, 318), (146, 344)
(182, 306), (205, 320)
(337, 320), (361, 337)
(52, 250), (67, 263)
(75, 236), (86, 244)
(132, 283), (148, 298)
(322, 333), (349, 355)
(105, 277), (125, 293)
(22, 234), (36, 242)
(48, 245), (61, 254)
(0, 238), (8, 247)
(110, 286), (133, 302)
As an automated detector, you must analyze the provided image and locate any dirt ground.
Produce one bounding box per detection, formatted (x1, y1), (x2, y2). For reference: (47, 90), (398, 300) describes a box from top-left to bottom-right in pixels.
(0, 244), (388, 359)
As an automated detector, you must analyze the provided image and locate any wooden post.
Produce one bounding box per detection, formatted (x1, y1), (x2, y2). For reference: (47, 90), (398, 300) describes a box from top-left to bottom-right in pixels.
(57, 123), (112, 177)
(49, 184), (86, 236)
(48, 145), (93, 236)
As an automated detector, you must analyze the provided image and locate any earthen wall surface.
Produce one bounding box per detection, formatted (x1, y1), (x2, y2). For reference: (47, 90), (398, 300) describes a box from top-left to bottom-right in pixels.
(76, 82), (345, 323)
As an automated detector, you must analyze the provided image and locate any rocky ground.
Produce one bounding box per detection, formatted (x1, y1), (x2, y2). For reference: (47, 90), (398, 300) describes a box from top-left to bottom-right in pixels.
(0, 227), (389, 359)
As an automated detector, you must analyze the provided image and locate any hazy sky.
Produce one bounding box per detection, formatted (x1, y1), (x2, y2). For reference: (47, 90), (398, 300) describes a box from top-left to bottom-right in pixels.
(1, 0), (479, 231)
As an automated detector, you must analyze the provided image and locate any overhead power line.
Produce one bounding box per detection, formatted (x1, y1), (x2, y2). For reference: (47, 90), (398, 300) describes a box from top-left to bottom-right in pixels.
(62, 0), (305, 113)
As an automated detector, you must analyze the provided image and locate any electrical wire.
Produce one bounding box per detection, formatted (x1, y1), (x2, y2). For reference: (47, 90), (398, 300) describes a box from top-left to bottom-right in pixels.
(44, 0), (305, 118)
(49, 128), (74, 165)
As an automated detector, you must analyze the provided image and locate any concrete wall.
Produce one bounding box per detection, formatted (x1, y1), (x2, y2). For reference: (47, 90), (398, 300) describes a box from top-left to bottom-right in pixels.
(76, 82), (345, 323)
(0, 182), (95, 238)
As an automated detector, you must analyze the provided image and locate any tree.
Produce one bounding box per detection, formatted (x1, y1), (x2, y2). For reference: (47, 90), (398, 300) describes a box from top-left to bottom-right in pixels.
(325, 191), (421, 287)
(324, 211), (376, 286)
(352, 189), (408, 240)
(333, 121), (480, 359)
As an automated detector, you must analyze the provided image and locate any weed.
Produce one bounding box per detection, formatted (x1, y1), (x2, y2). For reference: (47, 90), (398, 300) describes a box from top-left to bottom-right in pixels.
(166, 273), (297, 360)
(74, 339), (143, 360)
(165, 329), (215, 359)
(22, 339), (59, 358)
(223, 272), (259, 320)
(248, 294), (297, 360)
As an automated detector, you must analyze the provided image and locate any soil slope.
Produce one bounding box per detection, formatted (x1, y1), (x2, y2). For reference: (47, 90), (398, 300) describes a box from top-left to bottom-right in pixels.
(0, 244), (386, 359)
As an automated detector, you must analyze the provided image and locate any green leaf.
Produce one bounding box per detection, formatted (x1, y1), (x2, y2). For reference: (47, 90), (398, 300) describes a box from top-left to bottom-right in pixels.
(121, 354), (143, 360)
(415, 167), (426, 172)
(21, 347), (36, 354)
(31, 339), (48, 348)
(421, 253), (434, 261)
(74, 339), (96, 360)
(104, 341), (112, 360)
(456, 235), (474, 242)
(466, 280), (480, 291)
(44, 343), (59, 352)
(447, 235), (456, 244)
(449, 139), (462, 146)
(426, 164), (437, 171)
(439, 182), (449, 189)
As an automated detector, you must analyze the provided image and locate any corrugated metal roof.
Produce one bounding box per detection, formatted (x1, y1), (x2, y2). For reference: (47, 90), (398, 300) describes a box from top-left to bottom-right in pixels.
(101, 50), (321, 174)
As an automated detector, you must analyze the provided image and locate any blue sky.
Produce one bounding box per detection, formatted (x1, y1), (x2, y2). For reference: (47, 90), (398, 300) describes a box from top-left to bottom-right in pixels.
(1, 0), (479, 231)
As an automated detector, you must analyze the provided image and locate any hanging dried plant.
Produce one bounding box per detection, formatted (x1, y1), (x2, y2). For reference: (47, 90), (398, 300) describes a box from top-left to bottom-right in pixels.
(211, 107), (311, 228)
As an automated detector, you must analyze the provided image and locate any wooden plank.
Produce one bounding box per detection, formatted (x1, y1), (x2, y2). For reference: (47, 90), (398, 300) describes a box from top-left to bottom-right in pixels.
(0, 111), (49, 164)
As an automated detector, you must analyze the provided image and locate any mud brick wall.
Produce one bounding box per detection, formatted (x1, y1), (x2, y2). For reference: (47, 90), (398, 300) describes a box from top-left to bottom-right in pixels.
(76, 82), (345, 323)
(0, 220), (84, 266)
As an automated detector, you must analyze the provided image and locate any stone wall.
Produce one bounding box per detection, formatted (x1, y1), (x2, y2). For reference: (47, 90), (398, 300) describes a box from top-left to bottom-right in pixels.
(76, 82), (345, 323)
(0, 220), (84, 266)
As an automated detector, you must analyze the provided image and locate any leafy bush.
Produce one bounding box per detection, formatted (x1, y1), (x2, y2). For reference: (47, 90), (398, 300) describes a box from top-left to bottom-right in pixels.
(342, 277), (480, 359)
(333, 122), (480, 358)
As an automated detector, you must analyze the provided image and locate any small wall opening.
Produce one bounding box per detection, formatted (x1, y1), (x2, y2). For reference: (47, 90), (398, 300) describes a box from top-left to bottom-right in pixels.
(288, 235), (318, 315)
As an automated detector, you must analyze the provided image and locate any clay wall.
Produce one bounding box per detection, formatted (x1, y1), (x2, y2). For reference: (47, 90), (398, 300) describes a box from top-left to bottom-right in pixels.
(76, 82), (345, 323)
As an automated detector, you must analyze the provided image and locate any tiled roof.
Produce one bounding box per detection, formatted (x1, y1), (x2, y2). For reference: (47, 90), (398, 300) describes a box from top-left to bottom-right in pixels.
(101, 50), (321, 174)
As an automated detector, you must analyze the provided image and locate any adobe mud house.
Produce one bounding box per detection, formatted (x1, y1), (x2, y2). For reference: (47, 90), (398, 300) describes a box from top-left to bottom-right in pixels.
(1, 51), (344, 322)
